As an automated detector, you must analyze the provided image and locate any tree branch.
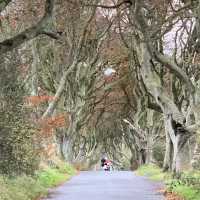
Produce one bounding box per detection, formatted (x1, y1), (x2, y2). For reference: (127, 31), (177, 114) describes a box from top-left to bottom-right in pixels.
(0, 0), (55, 55)
(155, 52), (195, 93)
(123, 119), (145, 139)
(147, 101), (162, 113)
(67, 0), (132, 9)
(42, 61), (78, 119)
(39, 30), (63, 39)
(42, 5), (97, 119)
(0, 0), (11, 13)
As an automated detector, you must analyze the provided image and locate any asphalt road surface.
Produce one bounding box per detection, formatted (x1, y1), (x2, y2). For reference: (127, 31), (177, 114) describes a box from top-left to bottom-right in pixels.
(43, 171), (165, 200)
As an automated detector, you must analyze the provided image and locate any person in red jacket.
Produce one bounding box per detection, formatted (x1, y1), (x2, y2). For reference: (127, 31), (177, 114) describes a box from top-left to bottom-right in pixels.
(101, 157), (112, 171)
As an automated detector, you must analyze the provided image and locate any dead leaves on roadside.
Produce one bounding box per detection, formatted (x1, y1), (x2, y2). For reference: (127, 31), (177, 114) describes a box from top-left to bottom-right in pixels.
(156, 189), (184, 200)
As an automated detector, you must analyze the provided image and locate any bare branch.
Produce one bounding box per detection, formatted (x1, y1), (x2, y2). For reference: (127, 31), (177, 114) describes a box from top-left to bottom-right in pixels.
(0, 0), (55, 55)
(123, 119), (145, 139)
(155, 52), (195, 93)
(42, 61), (78, 119)
(0, 0), (11, 13)
(67, 0), (132, 9)
(39, 30), (63, 39)
(42, 5), (99, 118)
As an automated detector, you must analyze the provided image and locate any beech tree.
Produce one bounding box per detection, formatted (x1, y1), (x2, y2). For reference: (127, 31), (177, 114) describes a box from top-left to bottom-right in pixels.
(0, 0), (62, 174)
(113, 0), (200, 173)
(1, 0), (200, 174)
(77, 0), (200, 172)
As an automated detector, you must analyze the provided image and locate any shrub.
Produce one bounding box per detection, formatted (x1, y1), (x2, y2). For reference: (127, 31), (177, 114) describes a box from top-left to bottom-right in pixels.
(167, 172), (200, 192)
(0, 164), (75, 200)
(38, 168), (68, 187)
(172, 185), (200, 200)
(37, 163), (75, 187)
(0, 115), (39, 176)
(0, 66), (39, 176)
(58, 163), (76, 175)
(0, 176), (45, 200)
(137, 164), (200, 200)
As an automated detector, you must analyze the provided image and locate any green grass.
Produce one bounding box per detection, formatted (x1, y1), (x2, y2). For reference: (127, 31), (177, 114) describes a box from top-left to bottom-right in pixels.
(173, 185), (200, 200)
(136, 164), (167, 181)
(0, 176), (45, 200)
(37, 168), (70, 187)
(57, 162), (76, 175)
(0, 163), (76, 200)
(136, 165), (200, 200)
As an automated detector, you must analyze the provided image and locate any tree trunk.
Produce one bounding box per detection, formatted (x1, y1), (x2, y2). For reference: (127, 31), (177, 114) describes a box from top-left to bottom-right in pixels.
(60, 135), (72, 161)
(163, 130), (173, 171)
(146, 136), (154, 164)
(133, 38), (190, 173)
(165, 115), (191, 173)
(191, 142), (200, 169)
(31, 40), (39, 96)
(145, 149), (152, 164)
(137, 149), (146, 165)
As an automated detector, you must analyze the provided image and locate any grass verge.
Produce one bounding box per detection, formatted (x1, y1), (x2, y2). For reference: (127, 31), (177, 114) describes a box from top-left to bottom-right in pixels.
(136, 164), (167, 181)
(0, 163), (76, 200)
(136, 164), (200, 200)
(172, 185), (200, 200)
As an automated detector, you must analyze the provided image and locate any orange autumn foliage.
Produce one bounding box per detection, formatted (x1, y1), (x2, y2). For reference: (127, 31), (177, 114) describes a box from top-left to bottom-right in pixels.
(25, 95), (55, 106)
(43, 114), (66, 128)
(38, 113), (71, 136)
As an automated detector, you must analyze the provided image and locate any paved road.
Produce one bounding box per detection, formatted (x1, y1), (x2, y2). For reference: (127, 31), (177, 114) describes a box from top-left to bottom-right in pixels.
(43, 171), (164, 200)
